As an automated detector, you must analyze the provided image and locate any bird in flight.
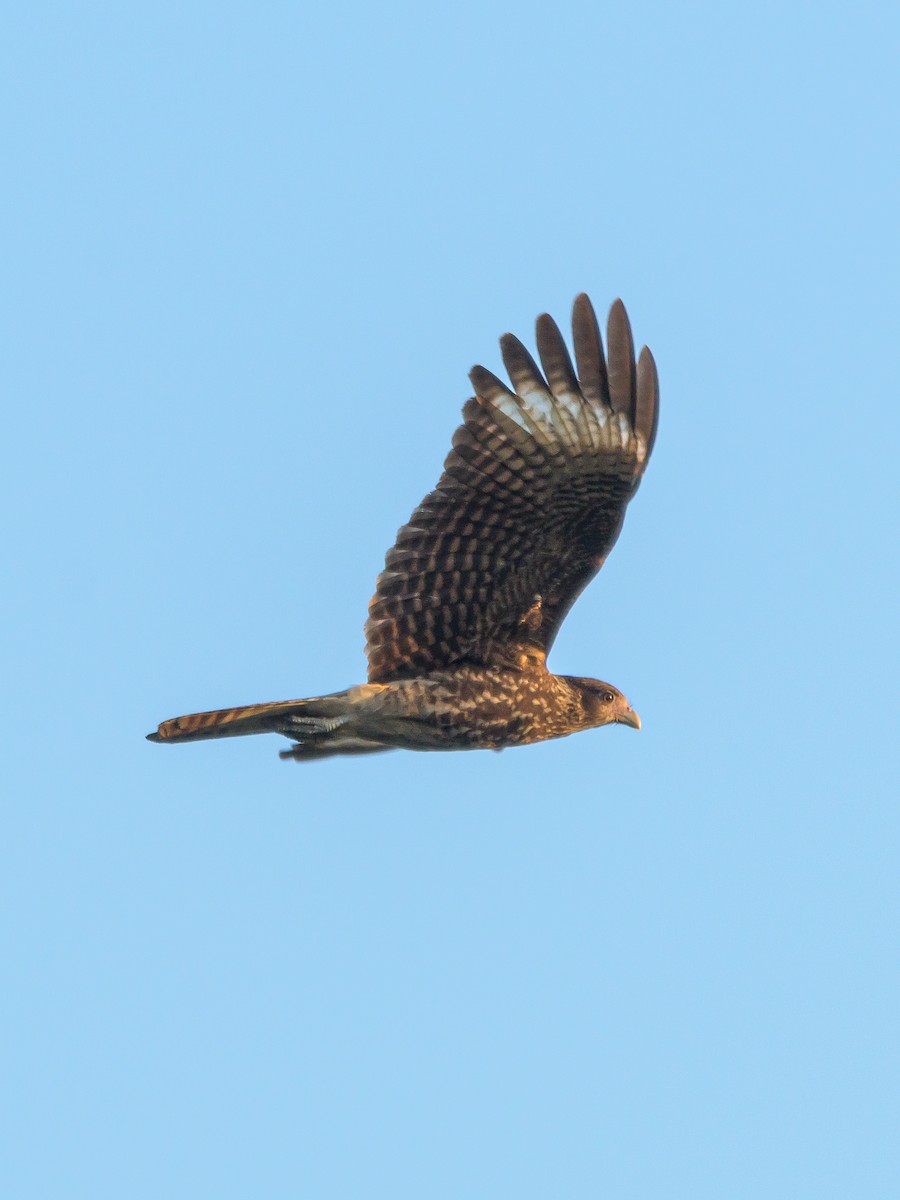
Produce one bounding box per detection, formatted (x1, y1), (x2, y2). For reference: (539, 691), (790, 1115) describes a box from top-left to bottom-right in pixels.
(148, 294), (658, 761)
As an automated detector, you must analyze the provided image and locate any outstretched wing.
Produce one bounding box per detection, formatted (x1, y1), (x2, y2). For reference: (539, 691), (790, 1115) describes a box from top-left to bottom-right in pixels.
(365, 294), (658, 684)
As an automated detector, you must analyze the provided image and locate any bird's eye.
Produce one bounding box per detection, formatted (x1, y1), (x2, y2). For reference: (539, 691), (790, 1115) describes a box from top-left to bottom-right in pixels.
(602, 691), (615, 704)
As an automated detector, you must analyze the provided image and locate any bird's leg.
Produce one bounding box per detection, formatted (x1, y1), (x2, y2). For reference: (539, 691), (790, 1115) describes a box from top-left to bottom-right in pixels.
(281, 715), (349, 737)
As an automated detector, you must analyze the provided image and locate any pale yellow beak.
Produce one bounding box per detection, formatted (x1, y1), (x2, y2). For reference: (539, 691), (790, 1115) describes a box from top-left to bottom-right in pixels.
(617, 706), (642, 731)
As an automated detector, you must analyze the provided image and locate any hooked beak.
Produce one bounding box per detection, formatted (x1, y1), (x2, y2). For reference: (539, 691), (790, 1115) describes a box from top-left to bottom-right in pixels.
(616, 705), (642, 731)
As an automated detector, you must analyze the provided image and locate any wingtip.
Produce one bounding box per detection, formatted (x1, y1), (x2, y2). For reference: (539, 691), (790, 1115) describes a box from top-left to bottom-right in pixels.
(572, 291), (595, 318)
(635, 344), (660, 457)
(500, 330), (546, 397)
(535, 311), (579, 396)
(146, 730), (161, 743)
(606, 299), (636, 417)
(638, 344), (659, 388)
(607, 298), (632, 338)
(468, 362), (514, 401)
(571, 293), (608, 405)
(534, 314), (552, 358)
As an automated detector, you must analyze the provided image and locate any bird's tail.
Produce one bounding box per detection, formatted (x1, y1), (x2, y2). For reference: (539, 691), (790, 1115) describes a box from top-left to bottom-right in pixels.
(147, 691), (354, 745)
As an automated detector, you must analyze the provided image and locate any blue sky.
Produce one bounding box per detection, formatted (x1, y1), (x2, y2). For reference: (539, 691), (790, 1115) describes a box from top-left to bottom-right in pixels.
(3, 1), (898, 1196)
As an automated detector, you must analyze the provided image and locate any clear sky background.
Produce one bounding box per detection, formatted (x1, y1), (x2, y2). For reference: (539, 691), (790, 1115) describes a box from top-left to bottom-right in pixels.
(3, 2), (898, 1196)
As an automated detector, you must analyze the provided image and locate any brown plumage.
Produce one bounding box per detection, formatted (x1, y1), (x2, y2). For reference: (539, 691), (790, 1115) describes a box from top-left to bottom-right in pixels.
(148, 294), (658, 761)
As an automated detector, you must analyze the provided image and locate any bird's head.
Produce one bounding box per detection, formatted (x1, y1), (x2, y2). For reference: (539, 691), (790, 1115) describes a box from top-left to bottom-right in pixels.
(568, 677), (642, 731)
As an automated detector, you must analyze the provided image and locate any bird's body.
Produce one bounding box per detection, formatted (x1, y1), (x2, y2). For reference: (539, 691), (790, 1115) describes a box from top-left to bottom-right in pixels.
(149, 294), (658, 761)
(151, 658), (641, 760)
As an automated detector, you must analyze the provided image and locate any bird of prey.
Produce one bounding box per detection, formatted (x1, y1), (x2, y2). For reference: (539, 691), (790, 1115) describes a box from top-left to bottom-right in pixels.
(148, 294), (658, 761)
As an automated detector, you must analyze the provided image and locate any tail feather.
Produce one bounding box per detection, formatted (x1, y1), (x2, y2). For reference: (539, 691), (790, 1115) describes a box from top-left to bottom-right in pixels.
(147, 692), (352, 744)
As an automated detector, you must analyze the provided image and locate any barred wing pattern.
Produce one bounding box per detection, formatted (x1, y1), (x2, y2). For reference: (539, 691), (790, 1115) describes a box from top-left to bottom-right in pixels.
(365, 295), (659, 685)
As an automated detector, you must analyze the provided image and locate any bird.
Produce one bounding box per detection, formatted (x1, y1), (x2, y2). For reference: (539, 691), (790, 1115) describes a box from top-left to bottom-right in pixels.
(148, 293), (658, 761)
